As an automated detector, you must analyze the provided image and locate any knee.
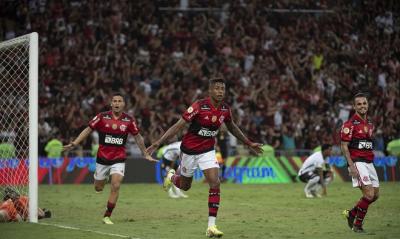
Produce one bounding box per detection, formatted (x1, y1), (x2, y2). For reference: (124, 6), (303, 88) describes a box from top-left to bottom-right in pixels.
(364, 191), (375, 201)
(110, 182), (121, 192)
(209, 179), (220, 189)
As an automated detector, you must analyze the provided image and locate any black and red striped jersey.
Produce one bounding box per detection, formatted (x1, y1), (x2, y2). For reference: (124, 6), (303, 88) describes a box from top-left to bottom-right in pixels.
(340, 114), (374, 162)
(181, 97), (232, 155)
(89, 111), (139, 165)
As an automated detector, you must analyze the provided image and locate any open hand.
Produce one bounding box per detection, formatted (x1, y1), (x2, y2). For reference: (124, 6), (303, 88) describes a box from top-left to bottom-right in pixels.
(248, 142), (264, 155)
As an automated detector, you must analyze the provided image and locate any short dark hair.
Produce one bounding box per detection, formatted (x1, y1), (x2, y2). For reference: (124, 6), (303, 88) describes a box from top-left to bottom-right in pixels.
(321, 144), (332, 151)
(209, 77), (225, 87)
(353, 92), (368, 103)
(111, 92), (126, 101)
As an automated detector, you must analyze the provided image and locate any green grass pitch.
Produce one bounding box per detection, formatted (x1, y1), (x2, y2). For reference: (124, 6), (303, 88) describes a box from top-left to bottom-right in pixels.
(1, 182), (399, 239)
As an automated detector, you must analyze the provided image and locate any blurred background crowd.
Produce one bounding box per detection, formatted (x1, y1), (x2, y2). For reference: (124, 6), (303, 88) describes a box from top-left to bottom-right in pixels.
(1, 0), (399, 157)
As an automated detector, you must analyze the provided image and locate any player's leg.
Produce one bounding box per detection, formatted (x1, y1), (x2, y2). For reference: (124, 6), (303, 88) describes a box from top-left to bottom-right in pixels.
(93, 163), (110, 193)
(0, 210), (10, 222)
(165, 152), (194, 192)
(346, 162), (376, 232)
(102, 163), (125, 224)
(323, 170), (334, 185)
(199, 151), (223, 237)
(304, 174), (320, 198)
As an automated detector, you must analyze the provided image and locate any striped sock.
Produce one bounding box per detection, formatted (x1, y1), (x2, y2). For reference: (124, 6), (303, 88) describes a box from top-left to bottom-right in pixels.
(354, 197), (371, 227)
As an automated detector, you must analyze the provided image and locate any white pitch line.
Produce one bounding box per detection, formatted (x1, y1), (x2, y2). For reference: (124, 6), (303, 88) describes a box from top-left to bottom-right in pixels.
(39, 222), (141, 239)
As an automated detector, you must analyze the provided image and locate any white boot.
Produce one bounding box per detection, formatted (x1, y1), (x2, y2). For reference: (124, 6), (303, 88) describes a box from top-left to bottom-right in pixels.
(168, 187), (179, 198)
(174, 186), (188, 198)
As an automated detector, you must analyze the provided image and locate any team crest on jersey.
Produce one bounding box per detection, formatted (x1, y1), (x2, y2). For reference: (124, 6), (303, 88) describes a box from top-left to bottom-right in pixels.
(182, 167), (187, 173)
(343, 127), (350, 134)
(187, 106), (193, 113)
(112, 124), (118, 130)
(120, 124), (127, 131)
(219, 116), (225, 123)
(212, 115), (217, 122)
(363, 176), (369, 182)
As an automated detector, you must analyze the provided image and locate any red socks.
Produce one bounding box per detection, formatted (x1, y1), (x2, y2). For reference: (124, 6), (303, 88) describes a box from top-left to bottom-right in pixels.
(104, 201), (115, 217)
(208, 188), (220, 217)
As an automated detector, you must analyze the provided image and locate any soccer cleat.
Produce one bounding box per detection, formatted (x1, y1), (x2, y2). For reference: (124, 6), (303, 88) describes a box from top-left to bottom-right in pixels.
(352, 225), (366, 233)
(163, 169), (175, 192)
(305, 192), (314, 198)
(102, 216), (114, 225)
(168, 188), (180, 198)
(342, 209), (355, 229)
(206, 225), (224, 238)
(177, 190), (188, 198)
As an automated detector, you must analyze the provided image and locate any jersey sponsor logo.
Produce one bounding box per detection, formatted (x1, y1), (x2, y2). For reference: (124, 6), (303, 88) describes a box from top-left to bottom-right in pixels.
(352, 120), (360, 125)
(343, 127), (350, 134)
(121, 117), (130, 122)
(220, 105), (229, 111)
(200, 104), (211, 110)
(112, 124), (118, 130)
(103, 115), (112, 120)
(120, 124), (127, 132)
(211, 115), (217, 122)
(104, 135), (124, 145)
(358, 141), (373, 149)
(198, 128), (218, 137)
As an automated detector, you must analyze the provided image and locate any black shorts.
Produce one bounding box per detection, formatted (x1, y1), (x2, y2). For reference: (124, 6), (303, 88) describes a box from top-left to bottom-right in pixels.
(299, 170), (331, 183)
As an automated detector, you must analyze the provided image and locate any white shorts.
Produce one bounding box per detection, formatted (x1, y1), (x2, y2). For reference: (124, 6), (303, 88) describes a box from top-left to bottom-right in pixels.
(180, 150), (219, 177)
(350, 162), (379, 188)
(94, 163), (125, 180)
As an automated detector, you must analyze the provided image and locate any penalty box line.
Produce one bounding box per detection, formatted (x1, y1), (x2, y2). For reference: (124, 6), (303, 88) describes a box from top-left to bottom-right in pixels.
(39, 222), (141, 239)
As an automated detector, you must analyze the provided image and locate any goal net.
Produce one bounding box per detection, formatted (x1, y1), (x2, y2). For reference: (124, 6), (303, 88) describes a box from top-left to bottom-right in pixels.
(0, 33), (38, 222)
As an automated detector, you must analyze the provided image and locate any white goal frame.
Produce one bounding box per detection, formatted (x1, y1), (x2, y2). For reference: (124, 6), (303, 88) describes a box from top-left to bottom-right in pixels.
(0, 32), (38, 222)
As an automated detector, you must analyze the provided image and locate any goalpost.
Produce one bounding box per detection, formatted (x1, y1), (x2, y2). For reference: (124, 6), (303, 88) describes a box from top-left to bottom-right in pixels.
(0, 33), (38, 222)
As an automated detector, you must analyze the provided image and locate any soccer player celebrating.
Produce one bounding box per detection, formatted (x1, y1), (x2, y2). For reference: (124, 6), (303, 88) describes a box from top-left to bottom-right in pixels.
(147, 78), (263, 237)
(63, 93), (157, 225)
(340, 93), (379, 233)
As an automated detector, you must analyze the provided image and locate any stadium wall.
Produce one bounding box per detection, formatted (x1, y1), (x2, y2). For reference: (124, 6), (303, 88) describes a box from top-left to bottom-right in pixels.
(0, 155), (398, 184)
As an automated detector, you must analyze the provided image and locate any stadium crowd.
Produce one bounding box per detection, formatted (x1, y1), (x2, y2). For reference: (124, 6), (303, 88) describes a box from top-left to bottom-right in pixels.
(1, 0), (399, 156)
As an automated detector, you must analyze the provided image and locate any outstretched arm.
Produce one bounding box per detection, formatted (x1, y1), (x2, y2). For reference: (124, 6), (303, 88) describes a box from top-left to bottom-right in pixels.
(147, 118), (187, 155)
(133, 133), (158, 162)
(225, 121), (263, 155)
(63, 127), (93, 151)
